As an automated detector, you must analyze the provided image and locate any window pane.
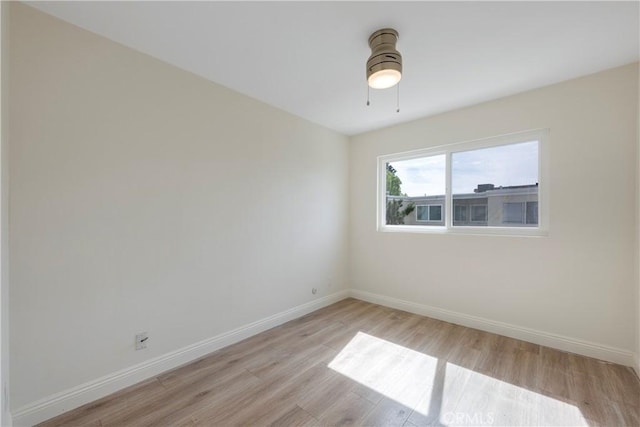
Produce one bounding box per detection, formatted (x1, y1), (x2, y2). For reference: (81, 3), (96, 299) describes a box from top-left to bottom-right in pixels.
(452, 141), (538, 227)
(503, 202), (525, 223)
(416, 205), (442, 222)
(386, 155), (445, 226)
(454, 205), (467, 222)
(471, 205), (487, 222)
(416, 205), (429, 221)
(526, 201), (538, 224)
(429, 205), (442, 221)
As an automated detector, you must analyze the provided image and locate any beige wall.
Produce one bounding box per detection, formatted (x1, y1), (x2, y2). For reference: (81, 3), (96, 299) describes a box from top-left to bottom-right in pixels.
(1, 1), (9, 425)
(9, 2), (349, 412)
(637, 56), (640, 376)
(350, 63), (639, 355)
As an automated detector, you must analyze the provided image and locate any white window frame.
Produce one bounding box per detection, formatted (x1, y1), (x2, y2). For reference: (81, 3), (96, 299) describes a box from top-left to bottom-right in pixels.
(377, 129), (550, 237)
(416, 204), (443, 222)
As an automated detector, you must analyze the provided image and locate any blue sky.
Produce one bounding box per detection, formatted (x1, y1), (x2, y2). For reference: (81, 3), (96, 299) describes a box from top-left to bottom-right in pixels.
(389, 141), (538, 197)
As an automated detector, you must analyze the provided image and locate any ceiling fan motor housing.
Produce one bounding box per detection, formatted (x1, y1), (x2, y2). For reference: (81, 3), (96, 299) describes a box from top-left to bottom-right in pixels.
(366, 28), (402, 88)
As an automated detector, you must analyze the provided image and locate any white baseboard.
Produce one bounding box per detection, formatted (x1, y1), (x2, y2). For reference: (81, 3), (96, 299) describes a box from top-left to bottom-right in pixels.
(349, 289), (636, 367)
(12, 290), (349, 427)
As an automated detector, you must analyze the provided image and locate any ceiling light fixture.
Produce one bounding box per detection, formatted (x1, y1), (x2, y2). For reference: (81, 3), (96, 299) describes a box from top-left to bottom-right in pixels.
(366, 28), (402, 112)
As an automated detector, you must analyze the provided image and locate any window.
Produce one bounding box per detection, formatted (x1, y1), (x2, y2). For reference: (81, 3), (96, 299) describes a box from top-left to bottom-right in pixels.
(526, 201), (538, 225)
(454, 205), (467, 222)
(416, 205), (443, 222)
(502, 201), (539, 225)
(503, 202), (524, 223)
(384, 154), (445, 227)
(378, 129), (548, 236)
(471, 205), (488, 222)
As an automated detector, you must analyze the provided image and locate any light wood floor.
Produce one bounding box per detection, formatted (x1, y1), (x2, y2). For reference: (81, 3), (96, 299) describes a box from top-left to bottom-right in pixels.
(39, 298), (640, 427)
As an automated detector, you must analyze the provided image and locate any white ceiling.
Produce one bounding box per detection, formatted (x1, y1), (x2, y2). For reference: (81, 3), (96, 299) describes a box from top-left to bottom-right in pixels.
(27, 1), (639, 135)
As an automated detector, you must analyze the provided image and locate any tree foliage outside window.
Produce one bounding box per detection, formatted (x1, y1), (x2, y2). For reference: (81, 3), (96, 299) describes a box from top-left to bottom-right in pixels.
(386, 164), (415, 224)
(386, 164), (403, 196)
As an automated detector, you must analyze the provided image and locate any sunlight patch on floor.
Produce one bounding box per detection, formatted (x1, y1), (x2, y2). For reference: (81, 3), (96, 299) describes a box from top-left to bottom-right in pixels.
(328, 332), (588, 426)
(328, 331), (438, 409)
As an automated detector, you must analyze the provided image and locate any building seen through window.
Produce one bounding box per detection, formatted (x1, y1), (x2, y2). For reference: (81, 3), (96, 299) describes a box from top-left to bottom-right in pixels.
(386, 182), (538, 227)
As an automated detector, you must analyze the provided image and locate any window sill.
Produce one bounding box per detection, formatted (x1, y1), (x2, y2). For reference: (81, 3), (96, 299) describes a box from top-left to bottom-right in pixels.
(378, 225), (548, 237)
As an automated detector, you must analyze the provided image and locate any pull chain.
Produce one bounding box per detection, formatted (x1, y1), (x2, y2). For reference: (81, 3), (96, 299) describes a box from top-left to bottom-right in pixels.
(365, 83), (400, 111)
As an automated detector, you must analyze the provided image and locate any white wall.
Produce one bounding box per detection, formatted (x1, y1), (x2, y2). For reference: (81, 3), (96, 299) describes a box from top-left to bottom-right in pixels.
(350, 63), (639, 360)
(637, 59), (640, 376)
(9, 2), (348, 414)
(1, 1), (10, 425)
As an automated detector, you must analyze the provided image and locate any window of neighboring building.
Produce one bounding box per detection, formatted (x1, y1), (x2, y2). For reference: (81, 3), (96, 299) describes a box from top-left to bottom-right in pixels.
(454, 205), (467, 222)
(502, 201), (539, 225)
(417, 205), (442, 222)
(470, 205), (488, 222)
(526, 201), (538, 225)
(377, 129), (549, 236)
(503, 202), (525, 223)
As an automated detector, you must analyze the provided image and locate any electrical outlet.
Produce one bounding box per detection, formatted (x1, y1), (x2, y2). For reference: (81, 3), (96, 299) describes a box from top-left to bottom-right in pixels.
(135, 332), (148, 350)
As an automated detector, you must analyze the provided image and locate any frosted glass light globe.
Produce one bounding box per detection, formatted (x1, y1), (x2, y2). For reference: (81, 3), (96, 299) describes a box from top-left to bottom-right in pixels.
(368, 69), (401, 89)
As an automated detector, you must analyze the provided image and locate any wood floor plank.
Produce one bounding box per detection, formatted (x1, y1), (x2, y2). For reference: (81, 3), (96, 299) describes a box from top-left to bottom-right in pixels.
(246, 342), (337, 382)
(295, 369), (356, 420)
(39, 298), (640, 427)
(408, 346), (484, 426)
(361, 397), (412, 427)
(351, 382), (385, 406)
(189, 374), (292, 425)
(316, 391), (374, 427)
(322, 325), (362, 352)
(175, 418), (197, 427)
(102, 367), (261, 426)
(270, 405), (319, 427)
(38, 378), (165, 427)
